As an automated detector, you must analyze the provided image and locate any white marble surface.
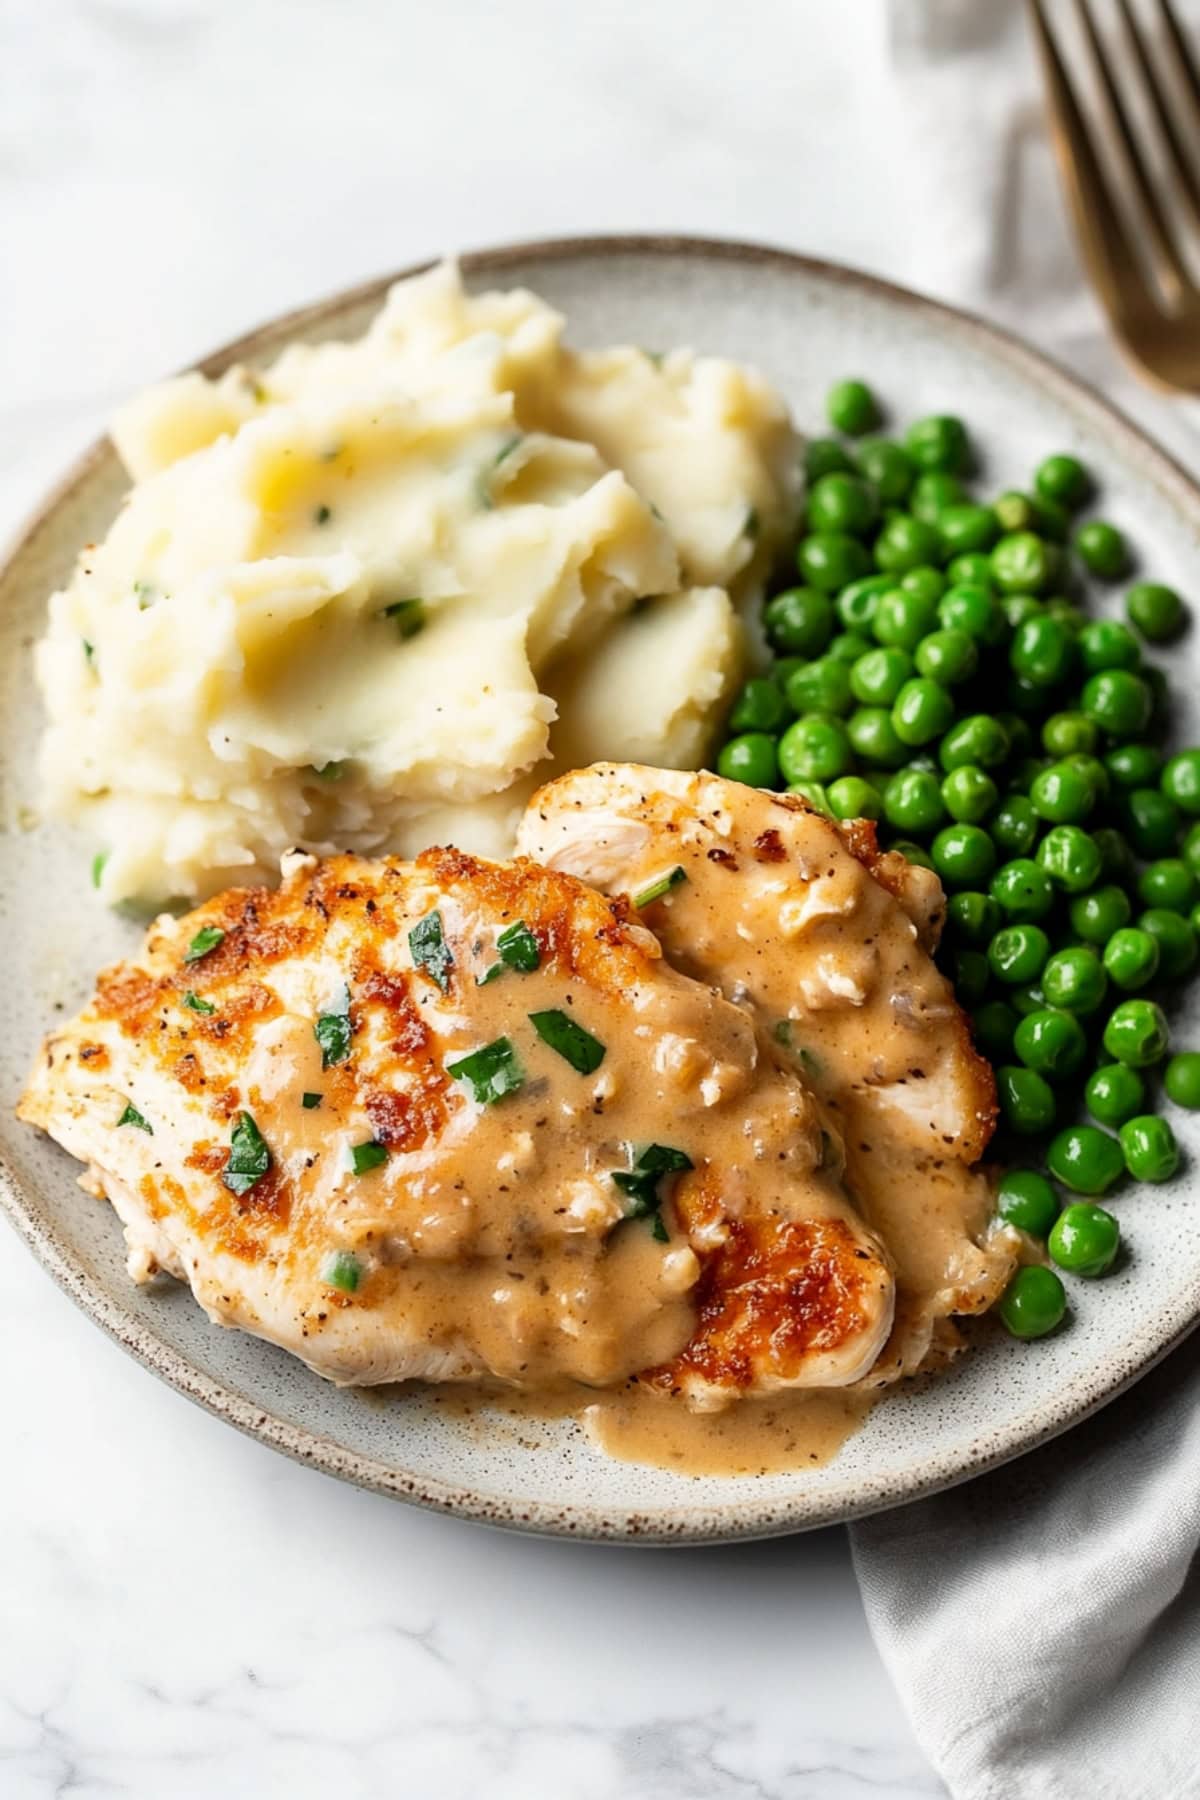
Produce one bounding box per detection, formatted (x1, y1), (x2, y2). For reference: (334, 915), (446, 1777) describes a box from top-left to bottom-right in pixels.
(3, 2), (1192, 1795)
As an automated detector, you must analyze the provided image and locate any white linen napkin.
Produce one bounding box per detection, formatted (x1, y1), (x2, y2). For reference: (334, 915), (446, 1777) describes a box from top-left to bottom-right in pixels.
(848, 6), (1200, 1797)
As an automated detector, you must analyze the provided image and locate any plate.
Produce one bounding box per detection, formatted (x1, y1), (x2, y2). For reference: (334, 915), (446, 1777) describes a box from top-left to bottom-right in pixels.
(3, 235), (1199, 1544)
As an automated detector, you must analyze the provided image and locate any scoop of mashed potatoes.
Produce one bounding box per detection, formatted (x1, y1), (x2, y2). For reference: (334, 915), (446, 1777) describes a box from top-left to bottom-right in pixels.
(39, 262), (799, 905)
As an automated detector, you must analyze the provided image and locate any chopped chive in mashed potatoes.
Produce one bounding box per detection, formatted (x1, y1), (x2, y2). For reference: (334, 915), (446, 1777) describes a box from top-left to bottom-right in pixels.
(37, 261), (800, 905)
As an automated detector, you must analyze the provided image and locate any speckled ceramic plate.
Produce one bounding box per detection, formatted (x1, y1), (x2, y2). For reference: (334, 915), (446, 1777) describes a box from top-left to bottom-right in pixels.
(3, 236), (1200, 1544)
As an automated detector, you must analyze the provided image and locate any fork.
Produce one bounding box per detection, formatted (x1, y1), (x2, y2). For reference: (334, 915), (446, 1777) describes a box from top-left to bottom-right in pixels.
(1028, 0), (1200, 388)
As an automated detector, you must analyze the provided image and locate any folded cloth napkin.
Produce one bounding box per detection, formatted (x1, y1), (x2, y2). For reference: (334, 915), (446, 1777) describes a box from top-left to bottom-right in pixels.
(847, 5), (1200, 1798)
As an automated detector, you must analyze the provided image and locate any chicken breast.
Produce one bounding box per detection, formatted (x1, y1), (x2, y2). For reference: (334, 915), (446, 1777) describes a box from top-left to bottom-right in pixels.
(517, 764), (1018, 1379)
(19, 846), (894, 1402)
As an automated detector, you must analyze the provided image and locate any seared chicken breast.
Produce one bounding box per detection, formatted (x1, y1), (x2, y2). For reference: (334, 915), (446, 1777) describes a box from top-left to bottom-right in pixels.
(19, 847), (895, 1401)
(518, 764), (1018, 1378)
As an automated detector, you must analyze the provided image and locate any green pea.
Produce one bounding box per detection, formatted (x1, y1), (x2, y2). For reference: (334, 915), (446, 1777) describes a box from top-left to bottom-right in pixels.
(1106, 742), (1162, 788)
(997, 1265), (1067, 1338)
(797, 533), (871, 594)
(826, 775), (882, 822)
(973, 999), (1018, 1061)
(992, 531), (1057, 595)
(940, 714), (1010, 772)
(951, 948), (990, 1004)
(906, 414), (969, 474)
(1126, 581), (1185, 642)
(899, 565), (947, 605)
(1001, 594), (1044, 632)
(807, 472), (878, 537)
(1086, 1063), (1146, 1129)
(728, 677), (788, 735)
(1041, 711), (1098, 757)
(990, 858), (1054, 921)
(892, 678), (955, 747)
(1010, 613), (1076, 687)
(1045, 596), (1085, 632)
(1014, 1008), (1087, 1079)
(932, 823), (996, 889)
(1162, 750), (1200, 816)
(996, 1065), (1057, 1135)
(914, 628), (978, 686)
(826, 630), (873, 666)
(1074, 519), (1129, 580)
(883, 767), (945, 835)
(946, 890), (1002, 946)
(989, 923), (1051, 984)
(993, 491), (1040, 534)
(717, 732), (779, 788)
(1119, 1114), (1180, 1183)
(1082, 667), (1155, 740)
(1047, 1125), (1124, 1195)
(1139, 906), (1198, 979)
(873, 589), (940, 652)
(938, 583), (1006, 645)
(1069, 884), (1132, 944)
(836, 573), (893, 632)
(998, 711), (1034, 758)
(874, 514), (944, 576)
(890, 838), (936, 870)
(1036, 824), (1102, 894)
(850, 646), (915, 706)
(1078, 619), (1141, 673)
(855, 438), (915, 504)
(941, 765), (998, 823)
(1041, 946), (1108, 1016)
(788, 780), (832, 815)
(938, 503), (999, 556)
(910, 471), (966, 523)
(764, 586), (835, 656)
(847, 707), (909, 769)
(1103, 998), (1170, 1066)
(1010, 980), (1048, 1018)
(947, 551), (995, 588)
(1030, 762), (1095, 825)
(1139, 859), (1196, 912)
(1093, 826), (1136, 885)
(806, 437), (855, 481)
(1164, 1051), (1200, 1109)
(1123, 788), (1181, 859)
(995, 1168), (1059, 1238)
(784, 657), (854, 717)
(1060, 752), (1110, 804)
(991, 796), (1039, 858)
(1048, 1202), (1120, 1276)
(1035, 453), (1091, 510)
(1102, 927), (1161, 992)
(826, 378), (879, 436)
(778, 714), (852, 785)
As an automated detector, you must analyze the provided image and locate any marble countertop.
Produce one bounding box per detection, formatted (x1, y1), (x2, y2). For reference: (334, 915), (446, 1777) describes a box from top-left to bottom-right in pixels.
(5, 3), (1188, 1794)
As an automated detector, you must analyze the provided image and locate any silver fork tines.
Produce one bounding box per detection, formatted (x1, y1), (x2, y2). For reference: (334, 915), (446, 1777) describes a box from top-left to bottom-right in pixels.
(1029, 0), (1200, 387)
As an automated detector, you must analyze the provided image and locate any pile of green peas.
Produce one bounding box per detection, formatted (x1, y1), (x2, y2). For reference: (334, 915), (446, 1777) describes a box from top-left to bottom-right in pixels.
(718, 378), (1200, 1342)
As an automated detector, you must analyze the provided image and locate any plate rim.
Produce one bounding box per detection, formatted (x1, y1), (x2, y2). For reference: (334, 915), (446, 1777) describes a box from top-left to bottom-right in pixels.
(4, 230), (1200, 1545)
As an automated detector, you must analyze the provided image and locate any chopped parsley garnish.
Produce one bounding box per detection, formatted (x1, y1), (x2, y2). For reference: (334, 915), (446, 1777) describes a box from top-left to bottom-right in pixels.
(347, 1140), (388, 1176)
(773, 1019), (793, 1046)
(184, 925), (226, 963)
(383, 598), (426, 640)
(311, 760), (347, 781)
(301, 1092), (322, 1110)
(477, 435), (523, 509)
(529, 1009), (605, 1075)
(82, 639), (96, 667)
(476, 962), (504, 986)
(133, 579), (158, 608)
(632, 866), (686, 909)
(116, 1102), (152, 1135)
(409, 909), (453, 991)
(313, 504), (332, 525)
(477, 920), (540, 983)
(322, 1249), (361, 1292)
(182, 990), (215, 1015)
(314, 984), (352, 1068)
(651, 1211), (670, 1243)
(772, 1019), (823, 1077)
(611, 1144), (693, 1232)
(642, 348), (665, 368)
(90, 851), (109, 890)
(447, 1036), (525, 1105)
(223, 1112), (271, 1196)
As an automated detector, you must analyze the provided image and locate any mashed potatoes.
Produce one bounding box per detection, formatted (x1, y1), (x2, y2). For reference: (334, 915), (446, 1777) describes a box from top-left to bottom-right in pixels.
(38, 262), (799, 905)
